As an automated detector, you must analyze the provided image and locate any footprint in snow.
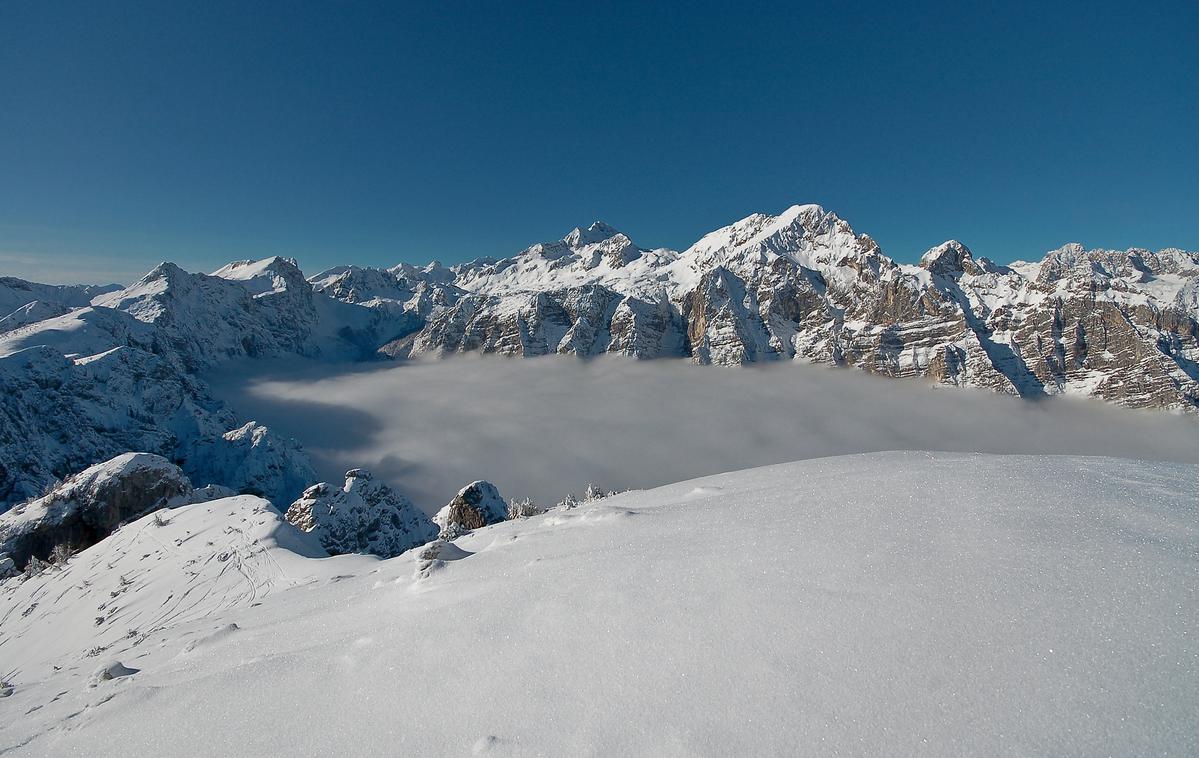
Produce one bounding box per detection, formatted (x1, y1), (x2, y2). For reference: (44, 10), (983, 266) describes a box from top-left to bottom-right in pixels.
(472, 735), (501, 754)
(181, 623), (240, 654)
(580, 507), (638, 523)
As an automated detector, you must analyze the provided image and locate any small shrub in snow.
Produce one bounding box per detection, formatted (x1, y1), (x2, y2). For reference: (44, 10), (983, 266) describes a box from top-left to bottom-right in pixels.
(556, 493), (580, 510)
(151, 510), (171, 528)
(507, 497), (544, 519)
(23, 556), (53, 578)
(49, 542), (74, 565)
(584, 483), (609, 502)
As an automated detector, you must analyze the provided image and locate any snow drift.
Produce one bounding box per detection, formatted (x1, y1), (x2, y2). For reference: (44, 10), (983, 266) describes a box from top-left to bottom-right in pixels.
(1, 452), (1196, 756)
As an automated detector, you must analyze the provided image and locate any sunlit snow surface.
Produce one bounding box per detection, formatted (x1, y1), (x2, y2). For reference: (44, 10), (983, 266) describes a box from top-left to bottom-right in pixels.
(2, 452), (1197, 756)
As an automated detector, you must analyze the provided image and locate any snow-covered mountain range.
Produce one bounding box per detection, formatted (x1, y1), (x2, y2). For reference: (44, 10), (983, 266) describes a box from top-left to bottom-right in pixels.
(0, 204), (1196, 513)
(1, 208), (1197, 755)
(316, 205), (1199, 412)
(380, 205), (1199, 412)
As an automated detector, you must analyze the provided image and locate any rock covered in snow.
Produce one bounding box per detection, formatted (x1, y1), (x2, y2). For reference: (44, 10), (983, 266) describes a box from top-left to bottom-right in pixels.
(433, 480), (508, 538)
(87, 661), (139, 687)
(90, 257), (318, 371)
(183, 421), (316, 508)
(0, 453), (193, 570)
(919, 240), (987, 277)
(285, 469), (434, 557)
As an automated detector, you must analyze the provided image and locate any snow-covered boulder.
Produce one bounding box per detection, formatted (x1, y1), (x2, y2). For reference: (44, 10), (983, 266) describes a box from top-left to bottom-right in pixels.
(433, 480), (508, 538)
(87, 661), (139, 687)
(184, 421), (316, 507)
(285, 469), (434, 557)
(0, 453), (192, 570)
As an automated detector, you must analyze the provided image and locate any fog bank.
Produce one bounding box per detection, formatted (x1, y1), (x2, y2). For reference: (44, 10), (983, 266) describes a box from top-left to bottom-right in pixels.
(208, 355), (1199, 512)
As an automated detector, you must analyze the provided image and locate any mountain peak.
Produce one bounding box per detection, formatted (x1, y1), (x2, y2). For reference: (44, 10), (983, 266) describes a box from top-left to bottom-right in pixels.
(920, 240), (976, 276)
(212, 256), (302, 280)
(212, 256), (308, 296)
(778, 203), (830, 221)
(564, 221), (624, 249)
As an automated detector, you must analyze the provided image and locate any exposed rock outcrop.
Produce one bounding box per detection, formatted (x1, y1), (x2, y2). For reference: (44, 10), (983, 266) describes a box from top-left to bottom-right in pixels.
(434, 480), (508, 538)
(0, 453), (193, 570)
(284, 469), (435, 557)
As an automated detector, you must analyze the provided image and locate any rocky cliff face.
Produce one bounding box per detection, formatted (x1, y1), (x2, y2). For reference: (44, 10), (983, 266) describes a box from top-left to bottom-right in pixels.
(182, 422), (317, 508)
(333, 205), (1197, 412)
(0, 453), (195, 570)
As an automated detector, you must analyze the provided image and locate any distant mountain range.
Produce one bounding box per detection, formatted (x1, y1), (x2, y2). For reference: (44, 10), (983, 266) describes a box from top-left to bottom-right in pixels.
(0, 204), (1195, 507)
(343, 205), (1199, 412)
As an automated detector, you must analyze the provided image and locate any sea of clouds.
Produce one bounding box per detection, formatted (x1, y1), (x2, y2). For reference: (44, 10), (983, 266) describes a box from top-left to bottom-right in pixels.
(210, 355), (1199, 512)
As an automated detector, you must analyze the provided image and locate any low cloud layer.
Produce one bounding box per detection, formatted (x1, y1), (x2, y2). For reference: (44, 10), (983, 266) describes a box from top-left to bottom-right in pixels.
(209, 356), (1199, 513)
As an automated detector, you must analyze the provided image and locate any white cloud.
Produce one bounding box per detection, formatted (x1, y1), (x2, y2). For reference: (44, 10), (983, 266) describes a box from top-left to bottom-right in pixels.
(210, 355), (1199, 513)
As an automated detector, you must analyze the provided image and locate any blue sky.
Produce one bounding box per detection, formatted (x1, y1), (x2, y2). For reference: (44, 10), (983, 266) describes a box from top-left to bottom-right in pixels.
(1, 0), (1196, 284)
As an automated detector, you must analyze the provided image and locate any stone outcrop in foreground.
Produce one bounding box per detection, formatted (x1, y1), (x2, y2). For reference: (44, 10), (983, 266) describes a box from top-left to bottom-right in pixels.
(285, 469), (435, 557)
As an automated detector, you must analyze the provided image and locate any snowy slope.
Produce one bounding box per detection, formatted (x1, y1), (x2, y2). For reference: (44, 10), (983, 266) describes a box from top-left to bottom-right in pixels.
(2, 452), (1196, 756)
(0, 277), (119, 321)
(0, 496), (347, 672)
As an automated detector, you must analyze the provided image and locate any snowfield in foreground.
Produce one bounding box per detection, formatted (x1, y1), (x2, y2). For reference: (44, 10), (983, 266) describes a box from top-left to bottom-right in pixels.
(2, 452), (1197, 756)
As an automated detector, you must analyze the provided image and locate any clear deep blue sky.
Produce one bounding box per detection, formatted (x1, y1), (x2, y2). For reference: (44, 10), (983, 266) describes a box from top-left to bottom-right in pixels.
(1, 0), (1196, 284)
